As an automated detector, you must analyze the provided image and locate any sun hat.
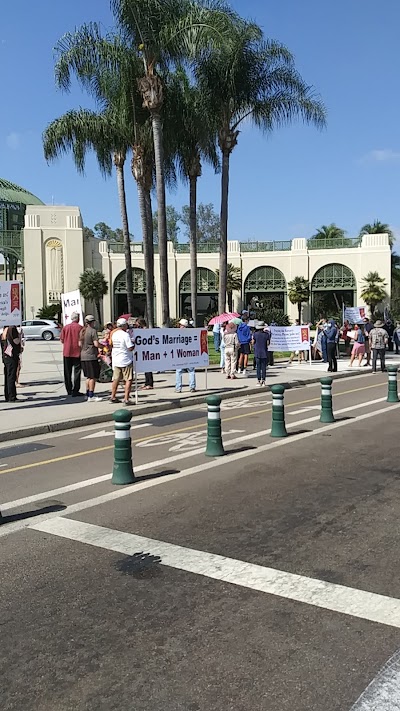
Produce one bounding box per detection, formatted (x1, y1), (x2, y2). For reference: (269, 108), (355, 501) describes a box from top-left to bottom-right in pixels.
(85, 315), (95, 323)
(255, 321), (265, 329)
(117, 317), (128, 327)
(374, 320), (384, 327)
(179, 318), (188, 326)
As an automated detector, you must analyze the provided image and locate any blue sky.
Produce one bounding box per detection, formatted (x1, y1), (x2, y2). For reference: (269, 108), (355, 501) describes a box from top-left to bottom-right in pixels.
(1, 0), (400, 242)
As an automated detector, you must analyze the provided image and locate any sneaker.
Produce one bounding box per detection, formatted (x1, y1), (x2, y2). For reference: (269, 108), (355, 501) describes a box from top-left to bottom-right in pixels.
(261, 380), (266, 386)
(257, 381), (262, 387)
(226, 375), (231, 379)
(242, 370), (248, 378)
(109, 397), (121, 404)
(175, 389), (182, 394)
(88, 396), (102, 402)
(123, 400), (132, 406)
(190, 388), (196, 393)
(231, 375), (237, 380)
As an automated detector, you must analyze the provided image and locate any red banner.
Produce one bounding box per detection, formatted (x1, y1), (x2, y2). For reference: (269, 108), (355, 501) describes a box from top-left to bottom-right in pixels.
(200, 329), (208, 354)
(301, 327), (309, 343)
(10, 283), (20, 312)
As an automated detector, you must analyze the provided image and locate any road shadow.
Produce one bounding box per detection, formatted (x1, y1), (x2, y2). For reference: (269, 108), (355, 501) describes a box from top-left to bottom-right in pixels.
(134, 468), (179, 483)
(0, 502), (66, 524)
(115, 552), (162, 578)
(224, 445), (257, 455)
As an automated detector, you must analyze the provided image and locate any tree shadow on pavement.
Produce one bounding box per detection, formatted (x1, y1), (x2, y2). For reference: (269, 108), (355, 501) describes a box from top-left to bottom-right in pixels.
(114, 552), (162, 578)
(0, 502), (66, 524)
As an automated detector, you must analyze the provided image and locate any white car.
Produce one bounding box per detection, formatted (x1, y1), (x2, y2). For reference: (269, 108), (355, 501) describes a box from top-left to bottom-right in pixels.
(21, 319), (61, 341)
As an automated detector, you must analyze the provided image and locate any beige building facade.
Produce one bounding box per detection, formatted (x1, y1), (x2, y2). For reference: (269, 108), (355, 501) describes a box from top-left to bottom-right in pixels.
(22, 204), (392, 324)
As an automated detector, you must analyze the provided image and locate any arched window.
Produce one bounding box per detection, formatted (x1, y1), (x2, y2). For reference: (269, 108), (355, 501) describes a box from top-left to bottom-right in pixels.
(244, 266), (286, 293)
(114, 268), (147, 294)
(179, 268), (217, 293)
(311, 264), (356, 291)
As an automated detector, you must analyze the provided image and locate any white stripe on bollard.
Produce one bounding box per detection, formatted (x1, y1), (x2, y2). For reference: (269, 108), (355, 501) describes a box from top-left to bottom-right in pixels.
(208, 412), (221, 420)
(115, 430), (130, 440)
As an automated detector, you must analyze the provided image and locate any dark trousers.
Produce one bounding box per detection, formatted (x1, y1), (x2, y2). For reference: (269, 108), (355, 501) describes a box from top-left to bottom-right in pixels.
(4, 356), (18, 401)
(145, 372), (153, 387)
(63, 356), (81, 395)
(321, 337), (328, 362)
(256, 357), (267, 381)
(372, 348), (386, 372)
(327, 342), (337, 372)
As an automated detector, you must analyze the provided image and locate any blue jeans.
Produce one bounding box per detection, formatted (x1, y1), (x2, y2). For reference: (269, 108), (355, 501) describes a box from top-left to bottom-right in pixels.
(213, 332), (221, 352)
(176, 368), (196, 391)
(256, 357), (267, 382)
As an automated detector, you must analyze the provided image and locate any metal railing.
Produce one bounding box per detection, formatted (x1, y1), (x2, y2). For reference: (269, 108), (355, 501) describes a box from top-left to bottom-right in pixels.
(108, 241), (159, 254)
(240, 240), (292, 252)
(307, 237), (360, 250)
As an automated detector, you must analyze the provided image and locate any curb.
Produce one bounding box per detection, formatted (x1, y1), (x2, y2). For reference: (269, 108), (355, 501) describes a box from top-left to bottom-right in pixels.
(0, 368), (370, 443)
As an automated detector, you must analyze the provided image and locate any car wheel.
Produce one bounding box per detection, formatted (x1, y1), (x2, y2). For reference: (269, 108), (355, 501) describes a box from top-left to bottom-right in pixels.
(42, 330), (53, 341)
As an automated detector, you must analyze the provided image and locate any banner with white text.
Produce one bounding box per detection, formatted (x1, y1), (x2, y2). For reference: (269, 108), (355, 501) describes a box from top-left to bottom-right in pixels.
(344, 306), (366, 325)
(0, 281), (22, 328)
(62, 290), (83, 326)
(269, 326), (310, 352)
(133, 328), (209, 372)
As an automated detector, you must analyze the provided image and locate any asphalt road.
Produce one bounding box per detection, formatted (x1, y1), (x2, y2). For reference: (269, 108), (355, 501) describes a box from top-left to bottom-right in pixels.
(1, 371), (400, 710)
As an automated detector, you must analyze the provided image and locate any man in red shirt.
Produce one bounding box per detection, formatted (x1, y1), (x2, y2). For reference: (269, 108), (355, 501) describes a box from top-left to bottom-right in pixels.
(60, 312), (84, 397)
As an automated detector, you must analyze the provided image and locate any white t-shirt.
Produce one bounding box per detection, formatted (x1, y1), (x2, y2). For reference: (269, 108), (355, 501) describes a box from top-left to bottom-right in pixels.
(111, 329), (134, 367)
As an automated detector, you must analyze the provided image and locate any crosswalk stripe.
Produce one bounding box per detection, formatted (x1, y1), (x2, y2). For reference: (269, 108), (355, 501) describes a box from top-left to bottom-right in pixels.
(32, 517), (400, 630)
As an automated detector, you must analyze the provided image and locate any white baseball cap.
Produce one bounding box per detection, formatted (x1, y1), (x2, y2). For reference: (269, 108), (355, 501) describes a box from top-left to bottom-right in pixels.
(179, 318), (188, 326)
(117, 318), (128, 327)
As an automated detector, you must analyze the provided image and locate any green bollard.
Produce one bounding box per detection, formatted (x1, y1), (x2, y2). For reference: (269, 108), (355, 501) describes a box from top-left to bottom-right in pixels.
(387, 365), (399, 403)
(320, 377), (335, 423)
(111, 409), (135, 485)
(205, 395), (225, 456)
(270, 384), (288, 438)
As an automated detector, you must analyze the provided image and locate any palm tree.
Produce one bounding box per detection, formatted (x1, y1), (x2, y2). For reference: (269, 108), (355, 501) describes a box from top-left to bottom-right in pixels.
(288, 276), (310, 322)
(360, 271), (388, 316)
(310, 224), (346, 241)
(216, 264), (242, 312)
(359, 220), (394, 246)
(196, 23), (327, 312)
(166, 69), (219, 324)
(79, 268), (109, 324)
(110, 0), (238, 324)
(43, 107), (136, 316)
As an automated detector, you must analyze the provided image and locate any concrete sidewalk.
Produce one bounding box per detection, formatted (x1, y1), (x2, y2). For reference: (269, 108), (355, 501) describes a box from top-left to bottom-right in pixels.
(0, 340), (398, 441)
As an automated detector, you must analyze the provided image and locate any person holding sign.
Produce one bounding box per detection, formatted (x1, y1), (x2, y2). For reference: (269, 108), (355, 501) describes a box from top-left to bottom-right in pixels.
(176, 319), (196, 393)
(110, 318), (135, 405)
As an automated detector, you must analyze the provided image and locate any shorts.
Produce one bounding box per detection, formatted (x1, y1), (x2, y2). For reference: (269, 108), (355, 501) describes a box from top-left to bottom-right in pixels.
(82, 359), (101, 380)
(113, 365), (133, 382)
(239, 343), (251, 355)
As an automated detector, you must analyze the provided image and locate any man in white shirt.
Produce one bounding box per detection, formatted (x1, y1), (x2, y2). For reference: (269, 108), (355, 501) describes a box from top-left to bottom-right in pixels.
(110, 318), (135, 405)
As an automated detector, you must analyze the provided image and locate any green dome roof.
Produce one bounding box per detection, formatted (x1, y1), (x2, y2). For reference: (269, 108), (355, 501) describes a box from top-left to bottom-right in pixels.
(0, 178), (44, 206)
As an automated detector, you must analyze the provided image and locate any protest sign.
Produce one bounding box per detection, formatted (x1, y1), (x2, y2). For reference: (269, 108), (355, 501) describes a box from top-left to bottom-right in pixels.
(0, 281), (22, 328)
(269, 325), (310, 352)
(344, 306), (366, 324)
(133, 328), (209, 372)
(62, 290), (83, 326)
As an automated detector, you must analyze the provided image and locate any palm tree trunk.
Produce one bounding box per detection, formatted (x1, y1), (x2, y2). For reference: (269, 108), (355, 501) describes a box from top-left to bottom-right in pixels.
(144, 189), (155, 327)
(189, 174), (198, 325)
(136, 182), (155, 328)
(115, 156), (133, 315)
(219, 150), (230, 313)
(298, 302), (302, 322)
(228, 291), (233, 312)
(151, 112), (169, 326)
(95, 299), (102, 325)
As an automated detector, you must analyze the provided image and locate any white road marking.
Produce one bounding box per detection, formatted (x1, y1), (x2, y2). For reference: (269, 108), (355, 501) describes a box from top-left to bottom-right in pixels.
(1, 401), (399, 539)
(80, 423), (150, 439)
(0, 396), (389, 514)
(31, 517), (400, 630)
(288, 406), (320, 415)
(220, 398), (271, 410)
(137, 429), (244, 451)
(349, 649), (400, 709)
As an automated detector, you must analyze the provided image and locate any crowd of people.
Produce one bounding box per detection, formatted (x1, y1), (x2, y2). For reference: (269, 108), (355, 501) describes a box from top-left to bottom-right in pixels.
(1, 311), (398, 403)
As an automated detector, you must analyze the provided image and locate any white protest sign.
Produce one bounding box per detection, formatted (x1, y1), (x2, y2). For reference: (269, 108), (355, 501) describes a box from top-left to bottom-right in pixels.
(62, 290), (83, 326)
(133, 328), (209, 372)
(0, 281), (22, 327)
(344, 306), (366, 324)
(269, 325), (310, 352)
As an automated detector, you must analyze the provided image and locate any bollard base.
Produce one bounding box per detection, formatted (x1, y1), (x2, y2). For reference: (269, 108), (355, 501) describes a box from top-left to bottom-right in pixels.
(205, 444), (225, 457)
(112, 465), (135, 485)
(270, 425), (288, 438)
(320, 413), (335, 424)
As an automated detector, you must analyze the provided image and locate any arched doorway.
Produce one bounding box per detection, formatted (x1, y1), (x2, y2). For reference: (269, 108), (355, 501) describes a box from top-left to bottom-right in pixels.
(179, 268), (218, 326)
(311, 263), (356, 320)
(114, 268), (152, 318)
(244, 266), (287, 312)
